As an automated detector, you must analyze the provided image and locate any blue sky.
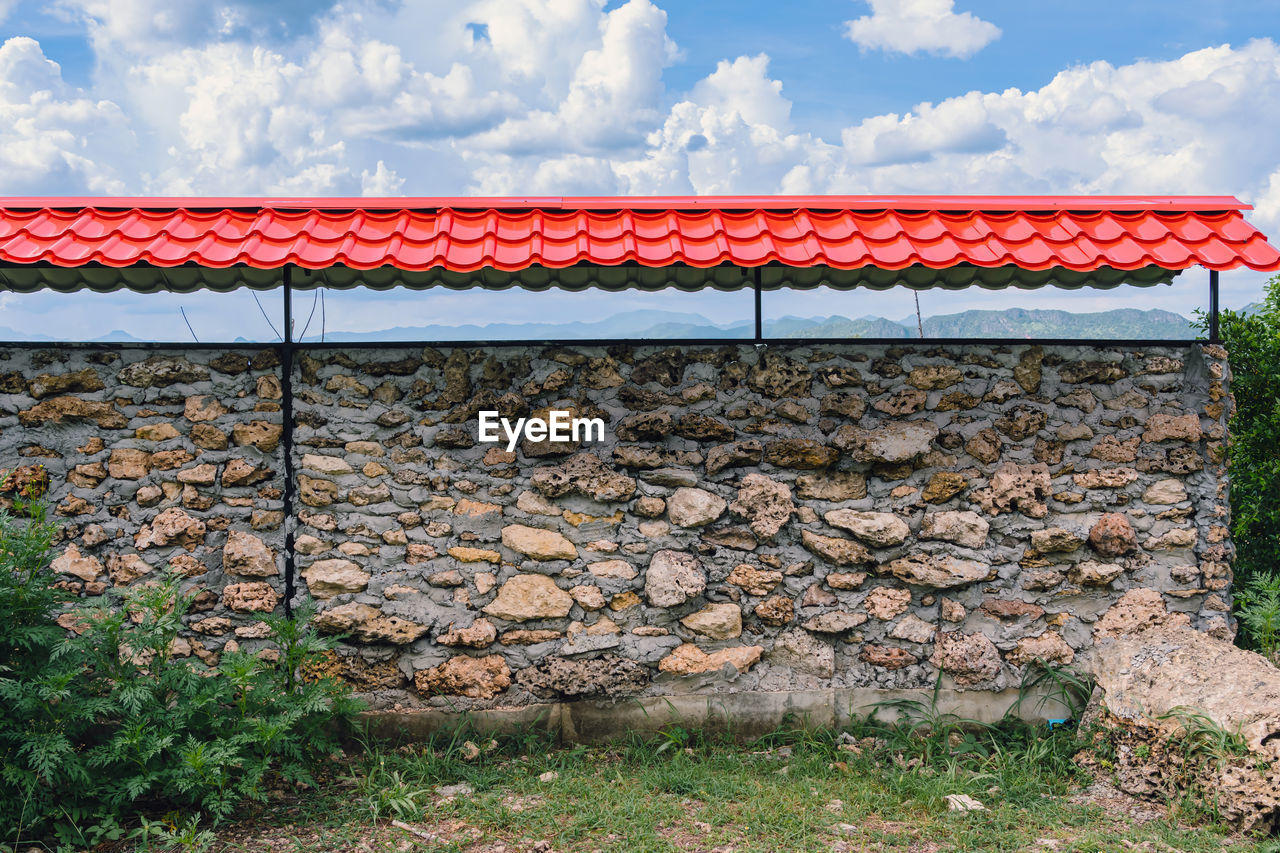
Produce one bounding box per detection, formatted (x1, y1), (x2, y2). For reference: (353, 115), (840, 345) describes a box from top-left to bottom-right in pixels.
(0, 0), (1277, 341)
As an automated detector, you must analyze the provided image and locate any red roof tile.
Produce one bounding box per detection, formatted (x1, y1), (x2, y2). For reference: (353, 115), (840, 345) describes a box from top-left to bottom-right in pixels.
(0, 196), (1274, 273)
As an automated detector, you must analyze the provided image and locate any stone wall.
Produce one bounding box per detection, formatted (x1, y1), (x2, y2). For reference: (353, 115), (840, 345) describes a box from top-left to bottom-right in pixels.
(0, 347), (288, 663)
(0, 341), (1234, 712)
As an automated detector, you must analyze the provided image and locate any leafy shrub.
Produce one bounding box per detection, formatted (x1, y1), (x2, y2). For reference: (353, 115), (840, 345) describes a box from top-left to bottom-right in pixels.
(0, 494), (362, 847)
(1210, 275), (1280, 652)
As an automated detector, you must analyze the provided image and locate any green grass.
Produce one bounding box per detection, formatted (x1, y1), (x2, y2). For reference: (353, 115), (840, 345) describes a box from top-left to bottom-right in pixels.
(153, 717), (1273, 853)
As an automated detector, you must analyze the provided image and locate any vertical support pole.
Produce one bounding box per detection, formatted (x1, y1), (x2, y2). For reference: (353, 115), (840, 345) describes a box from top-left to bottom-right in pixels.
(1209, 268), (1220, 343)
(280, 266), (296, 617)
(753, 266), (763, 342)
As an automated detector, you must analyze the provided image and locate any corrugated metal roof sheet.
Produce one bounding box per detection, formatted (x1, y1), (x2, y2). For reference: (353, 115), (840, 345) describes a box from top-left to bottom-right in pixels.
(0, 196), (1274, 274)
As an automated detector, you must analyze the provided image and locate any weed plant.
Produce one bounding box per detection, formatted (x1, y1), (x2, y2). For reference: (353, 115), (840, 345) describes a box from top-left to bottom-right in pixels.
(0, 493), (361, 848)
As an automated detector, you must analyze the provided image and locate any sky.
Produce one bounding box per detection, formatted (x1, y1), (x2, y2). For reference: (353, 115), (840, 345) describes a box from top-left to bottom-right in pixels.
(0, 0), (1278, 341)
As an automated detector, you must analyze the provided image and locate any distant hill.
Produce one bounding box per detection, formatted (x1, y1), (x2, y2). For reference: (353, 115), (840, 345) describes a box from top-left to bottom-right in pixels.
(916, 307), (1197, 339)
(303, 306), (1198, 342)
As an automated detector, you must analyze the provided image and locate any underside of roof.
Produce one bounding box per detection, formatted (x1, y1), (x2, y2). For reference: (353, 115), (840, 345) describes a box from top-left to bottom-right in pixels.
(0, 196), (1273, 294)
(0, 261), (1178, 294)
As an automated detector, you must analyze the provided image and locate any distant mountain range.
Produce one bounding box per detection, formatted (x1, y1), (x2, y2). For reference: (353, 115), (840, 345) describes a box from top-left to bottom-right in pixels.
(0, 307), (1203, 344)
(296, 306), (1199, 342)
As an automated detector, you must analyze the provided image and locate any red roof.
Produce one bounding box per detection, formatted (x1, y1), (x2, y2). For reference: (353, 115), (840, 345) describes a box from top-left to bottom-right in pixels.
(0, 195), (1274, 273)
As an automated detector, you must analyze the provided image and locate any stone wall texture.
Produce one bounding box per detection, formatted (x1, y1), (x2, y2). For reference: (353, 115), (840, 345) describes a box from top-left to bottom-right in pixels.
(1, 341), (1234, 710)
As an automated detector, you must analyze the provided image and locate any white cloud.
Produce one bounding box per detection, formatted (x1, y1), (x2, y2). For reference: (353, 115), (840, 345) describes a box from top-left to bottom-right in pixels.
(0, 37), (130, 193)
(844, 0), (1001, 59)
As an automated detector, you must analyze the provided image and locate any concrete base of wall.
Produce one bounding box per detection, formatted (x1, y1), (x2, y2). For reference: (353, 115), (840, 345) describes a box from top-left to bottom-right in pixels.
(357, 686), (1070, 745)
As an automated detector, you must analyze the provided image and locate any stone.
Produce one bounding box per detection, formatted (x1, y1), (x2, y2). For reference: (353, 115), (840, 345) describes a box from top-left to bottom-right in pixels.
(1005, 631), (1074, 667)
(1089, 513), (1137, 556)
(860, 645), (919, 670)
(184, 394), (227, 422)
(1143, 479), (1188, 505)
(764, 439), (839, 470)
(823, 510), (909, 547)
(919, 511), (989, 549)
(835, 420), (938, 463)
(881, 554), (993, 589)
(819, 392), (866, 419)
(223, 582), (280, 613)
(674, 413), (735, 442)
(1022, 570), (1066, 591)
(223, 530), (276, 577)
(681, 603), (743, 639)
(18, 396), (126, 429)
(51, 545), (103, 582)
(135, 508), (206, 550)
(770, 628), (835, 677)
(931, 631), (1002, 686)
(501, 524), (577, 561)
(570, 584), (606, 611)
(995, 406), (1047, 441)
(438, 619), (498, 648)
(1145, 528), (1197, 550)
(922, 472), (966, 504)
(634, 496), (666, 517)
(1065, 560), (1124, 587)
(659, 643), (764, 675)
(803, 610), (868, 634)
(1143, 413), (1202, 444)
(301, 559), (370, 598)
(729, 473), (794, 540)
(232, 420), (283, 452)
(726, 563), (783, 596)
(1090, 436), (1140, 463)
(666, 487), (727, 528)
(826, 572), (867, 590)
(1058, 360), (1125, 384)
(907, 364), (963, 390)
(406, 544), (437, 564)
(117, 355), (208, 387)
(705, 440), (764, 476)
(1030, 527), (1085, 554)
(940, 598), (966, 622)
(795, 471), (867, 501)
(27, 367), (104, 399)
(1012, 347), (1043, 392)
(972, 462), (1051, 517)
(979, 599), (1045, 621)
(588, 559), (637, 580)
(415, 655), (512, 700)
(484, 574), (574, 621)
(964, 428), (1003, 465)
(800, 529), (872, 566)
(135, 423), (180, 441)
(754, 595), (794, 626)
(748, 352), (812, 397)
(1094, 588), (1189, 639)
(302, 454), (353, 475)
(800, 583), (837, 608)
(517, 655), (650, 697)
(428, 570), (464, 588)
(449, 546), (502, 563)
(889, 614), (936, 644)
(645, 550), (706, 606)
(530, 452), (636, 502)
(865, 587), (912, 620)
(108, 448), (152, 480)
(1073, 468), (1139, 489)
(191, 424), (229, 450)
(314, 602), (430, 644)
(175, 463), (217, 485)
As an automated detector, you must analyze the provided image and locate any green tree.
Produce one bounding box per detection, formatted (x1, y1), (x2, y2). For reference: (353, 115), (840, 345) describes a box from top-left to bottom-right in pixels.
(1215, 275), (1280, 654)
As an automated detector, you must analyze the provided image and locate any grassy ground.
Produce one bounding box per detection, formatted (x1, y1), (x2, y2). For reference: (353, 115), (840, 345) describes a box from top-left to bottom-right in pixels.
(119, 714), (1278, 853)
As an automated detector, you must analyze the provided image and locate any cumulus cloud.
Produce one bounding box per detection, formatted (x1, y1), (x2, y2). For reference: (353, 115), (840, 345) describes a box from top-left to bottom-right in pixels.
(844, 0), (1001, 59)
(0, 37), (130, 193)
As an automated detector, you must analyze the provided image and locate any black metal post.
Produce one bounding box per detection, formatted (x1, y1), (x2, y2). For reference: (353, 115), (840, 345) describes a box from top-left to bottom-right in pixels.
(1209, 269), (1220, 343)
(280, 267), (297, 617)
(753, 266), (763, 342)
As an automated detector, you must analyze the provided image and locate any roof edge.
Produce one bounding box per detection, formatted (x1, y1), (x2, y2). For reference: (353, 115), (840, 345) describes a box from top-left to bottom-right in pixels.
(0, 194), (1254, 212)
